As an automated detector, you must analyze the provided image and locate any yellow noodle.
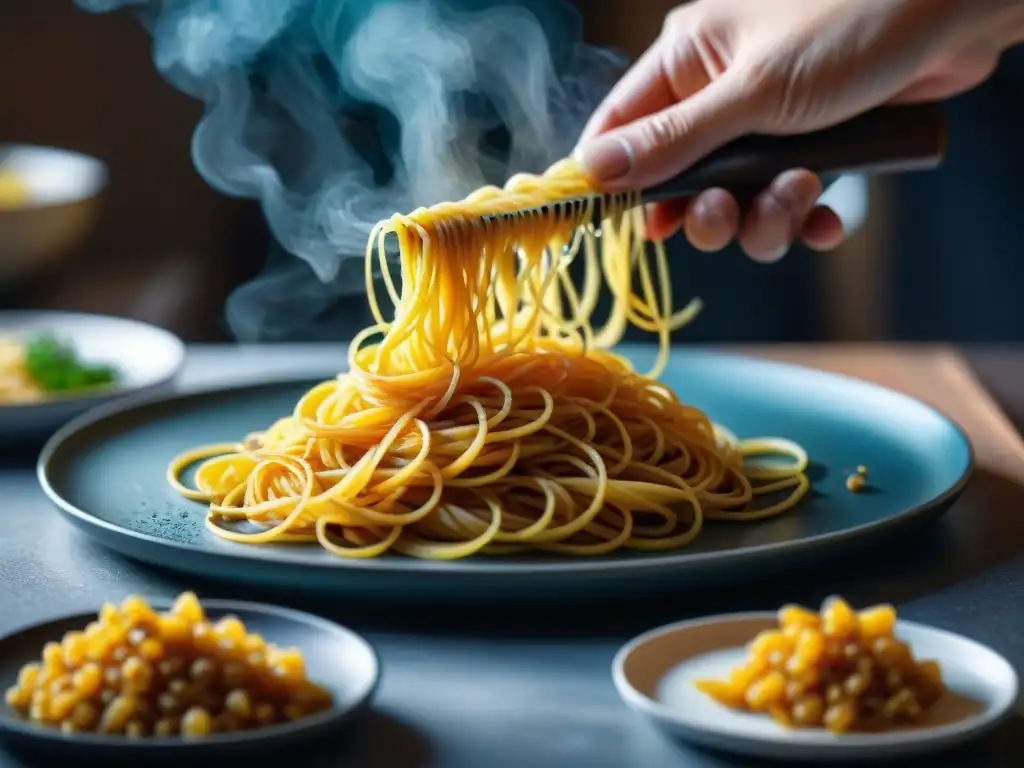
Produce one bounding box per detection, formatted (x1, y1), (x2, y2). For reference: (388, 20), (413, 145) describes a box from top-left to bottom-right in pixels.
(168, 158), (810, 559)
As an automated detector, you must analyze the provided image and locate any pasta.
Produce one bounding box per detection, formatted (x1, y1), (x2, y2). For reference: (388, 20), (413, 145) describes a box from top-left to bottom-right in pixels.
(169, 158), (810, 560)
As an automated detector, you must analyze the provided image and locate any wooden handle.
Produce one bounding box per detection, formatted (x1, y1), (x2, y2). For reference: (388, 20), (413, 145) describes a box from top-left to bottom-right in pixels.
(642, 103), (947, 202)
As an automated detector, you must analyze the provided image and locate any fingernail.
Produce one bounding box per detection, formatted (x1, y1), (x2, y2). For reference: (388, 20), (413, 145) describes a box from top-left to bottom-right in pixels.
(772, 170), (820, 212)
(760, 245), (789, 263)
(692, 196), (726, 228)
(574, 135), (634, 183)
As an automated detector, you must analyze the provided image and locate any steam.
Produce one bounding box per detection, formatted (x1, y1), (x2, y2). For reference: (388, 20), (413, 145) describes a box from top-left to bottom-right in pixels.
(76, 0), (624, 340)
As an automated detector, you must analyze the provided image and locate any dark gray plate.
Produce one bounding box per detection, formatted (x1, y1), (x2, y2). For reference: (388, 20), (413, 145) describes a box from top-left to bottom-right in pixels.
(37, 349), (973, 600)
(0, 600), (378, 765)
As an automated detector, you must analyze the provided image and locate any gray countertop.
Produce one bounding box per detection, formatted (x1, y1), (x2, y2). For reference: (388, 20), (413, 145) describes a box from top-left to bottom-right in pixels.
(2, 345), (1024, 768)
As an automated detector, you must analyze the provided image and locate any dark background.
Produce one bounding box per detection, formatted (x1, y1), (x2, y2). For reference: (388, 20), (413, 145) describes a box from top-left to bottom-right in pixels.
(2, 0), (1022, 343)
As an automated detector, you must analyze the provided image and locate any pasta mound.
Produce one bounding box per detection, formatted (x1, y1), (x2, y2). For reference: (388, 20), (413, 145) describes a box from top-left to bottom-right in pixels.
(169, 159), (809, 560)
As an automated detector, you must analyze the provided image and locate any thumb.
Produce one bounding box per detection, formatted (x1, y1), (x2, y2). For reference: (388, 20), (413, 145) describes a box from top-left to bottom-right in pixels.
(575, 70), (757, 192)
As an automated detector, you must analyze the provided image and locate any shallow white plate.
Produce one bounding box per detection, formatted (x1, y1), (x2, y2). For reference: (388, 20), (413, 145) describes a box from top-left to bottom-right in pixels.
(0, 145), (107, 210)
(0, 311), (185, 439)
(612, 612), (1019, 762)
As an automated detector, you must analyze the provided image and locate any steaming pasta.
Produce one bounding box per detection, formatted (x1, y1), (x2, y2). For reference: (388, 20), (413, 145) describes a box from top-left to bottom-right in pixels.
(168, 158), (810, 559)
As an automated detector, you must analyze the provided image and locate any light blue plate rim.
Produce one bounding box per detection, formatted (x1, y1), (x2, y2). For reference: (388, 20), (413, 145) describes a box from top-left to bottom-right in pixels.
(36, 350), (975, 578)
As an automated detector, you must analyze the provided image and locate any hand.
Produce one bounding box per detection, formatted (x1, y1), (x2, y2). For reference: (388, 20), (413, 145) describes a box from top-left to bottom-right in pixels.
(575, 0), (1023, 261)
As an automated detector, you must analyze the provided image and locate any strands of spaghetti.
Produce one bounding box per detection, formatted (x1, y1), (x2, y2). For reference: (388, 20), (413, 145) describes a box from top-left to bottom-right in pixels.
(168, 159), (810, 560)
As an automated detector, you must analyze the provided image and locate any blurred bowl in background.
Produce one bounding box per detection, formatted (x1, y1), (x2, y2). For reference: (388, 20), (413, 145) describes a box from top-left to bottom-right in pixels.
(0, 144), (108, 288)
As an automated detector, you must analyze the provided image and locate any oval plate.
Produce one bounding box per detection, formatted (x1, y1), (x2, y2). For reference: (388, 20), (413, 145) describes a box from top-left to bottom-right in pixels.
(0, 599), (378, 764)
(37, 349), (972, 599)
(612, 612), (1018, 761)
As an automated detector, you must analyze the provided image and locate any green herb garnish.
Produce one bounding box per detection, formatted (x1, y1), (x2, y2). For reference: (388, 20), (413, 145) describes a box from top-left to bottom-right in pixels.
(23, 334), (119, 393)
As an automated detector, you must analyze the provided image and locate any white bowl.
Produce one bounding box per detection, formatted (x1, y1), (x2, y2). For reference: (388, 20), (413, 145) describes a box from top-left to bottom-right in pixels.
(0, 145), (108, 287)
(0, 311), (185, 439)
(613, 612), (1019, 762)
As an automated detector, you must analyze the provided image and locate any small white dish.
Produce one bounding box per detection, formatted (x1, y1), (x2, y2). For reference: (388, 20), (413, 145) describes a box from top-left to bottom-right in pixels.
(0, 311), (186, 439)
(612, 612), (1019, 762)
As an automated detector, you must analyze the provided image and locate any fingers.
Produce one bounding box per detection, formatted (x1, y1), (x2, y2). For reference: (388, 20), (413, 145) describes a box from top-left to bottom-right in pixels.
(643, 170), (846, 258)
(645, 198), (691, 243)
(578, 35), (713, 145)
(738, 170), (824, 262)
(682, 189), (739, 251)
(578, 46), (678, 145)
(799, 206), (845, 252)
(576, 69), (756, 192)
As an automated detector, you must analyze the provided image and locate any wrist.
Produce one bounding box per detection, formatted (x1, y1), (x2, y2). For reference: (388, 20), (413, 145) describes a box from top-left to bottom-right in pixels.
(945, 0), (1024, 46)
(1001, 1), (1024, 45)
(898, 0), (1024, 53)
